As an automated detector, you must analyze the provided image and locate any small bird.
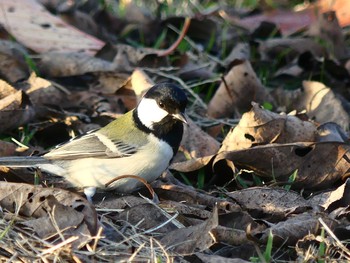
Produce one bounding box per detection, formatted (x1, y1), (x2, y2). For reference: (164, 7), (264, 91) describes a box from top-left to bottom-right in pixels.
(0, 83), (188, 200)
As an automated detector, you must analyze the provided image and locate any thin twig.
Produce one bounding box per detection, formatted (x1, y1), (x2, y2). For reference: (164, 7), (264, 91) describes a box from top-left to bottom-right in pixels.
(157, 18), (191, 57)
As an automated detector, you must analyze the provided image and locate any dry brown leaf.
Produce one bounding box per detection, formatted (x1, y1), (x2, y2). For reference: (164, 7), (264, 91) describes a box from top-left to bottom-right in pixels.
(171, 118), (220, 171)
(152, 181), (240, 212)
(0, 40), (30, 83)
(257, 213), (337, 246)
(160, 200), (211, 220)
(0, 0), (104, 55)
(307, 11), (347, 59)
(0, 141), (19, 156)
(89, 72), (129, 94)
(22, 195), (91, 248)
(114, 203), (179, 233)
(37, 52), (118, 77)
(170, 155), (214, 173)
(111, 44), (168, 68)
(211, 226), (251, 246)
(159, 205), (218, 255)
(309, 178), (350, 211)
(22, 72), (65, 105)
(129, 68), (155, 98)
(0, 182), (97, 233)
(216, 142), (350, 190)
(316, 122), (349, 142)
(220, 102), (317, 152)
(120, 68), (155, 101)
(0, 79), (17, 99)
(97, 195), (149, 209)
(0, 91), (35, 133)
(296, 81), (350, 130)
(227, 187), (311, 221)
(207, 60), (273, 118)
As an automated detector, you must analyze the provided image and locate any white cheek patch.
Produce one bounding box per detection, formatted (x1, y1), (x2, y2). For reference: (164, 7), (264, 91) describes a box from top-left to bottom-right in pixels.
(137, 98), (169, 129)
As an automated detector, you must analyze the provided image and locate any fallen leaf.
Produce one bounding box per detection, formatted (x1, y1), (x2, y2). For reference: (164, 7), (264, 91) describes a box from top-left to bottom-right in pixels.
(37, 52), (118, 77)
(152, 181), (240, 212)
(114, 203), (179, 233)
(0, 40), (30, 83)
(0, 79), (17, 99)
(172, 118), (220, 170)
(0, 91), (35, 133)
(159, 205), (218, 255)
(219, 102), (317, 151)
(23, 72), (66, 105)
(257, 212), (337, 246)
(216, 142), (350, 190)
(227, 187), (311, 221)
(208, 60), (273, 118)
(0, 0), (104, 55)
(0, 182), (97, 247)
(309, 178), (350, 212)
(316, 122), (349, 143)
(296, 81), (350, 130)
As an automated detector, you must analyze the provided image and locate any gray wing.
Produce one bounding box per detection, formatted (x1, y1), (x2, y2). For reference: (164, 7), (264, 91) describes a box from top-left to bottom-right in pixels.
(44, 131), (137, 160)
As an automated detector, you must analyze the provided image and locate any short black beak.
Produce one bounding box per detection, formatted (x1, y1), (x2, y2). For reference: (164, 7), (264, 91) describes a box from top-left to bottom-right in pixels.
(172, 111), (188, 124)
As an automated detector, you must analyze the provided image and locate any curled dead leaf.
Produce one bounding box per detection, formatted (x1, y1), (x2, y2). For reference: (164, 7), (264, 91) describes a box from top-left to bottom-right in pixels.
(296, 81), (350, 131)
(0, 182), (97, 248)
(37, 51), (118, 77)
(159, 205), (218, 255)
(208, 60), (273, 118)
(215, 142), (350, 190)
(0, 40), (30, 83)
(227, 187), (311, 221)
(220, 102), (317, 152)
(0, 91), (35, 133)
(257, 212), (337, 246)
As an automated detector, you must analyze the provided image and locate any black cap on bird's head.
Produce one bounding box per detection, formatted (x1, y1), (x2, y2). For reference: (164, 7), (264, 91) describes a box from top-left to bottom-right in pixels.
(143, 83), (188, 124)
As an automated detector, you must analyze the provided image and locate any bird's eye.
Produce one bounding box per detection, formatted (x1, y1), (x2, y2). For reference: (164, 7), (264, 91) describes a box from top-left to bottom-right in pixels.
(158, 101), (165, 108)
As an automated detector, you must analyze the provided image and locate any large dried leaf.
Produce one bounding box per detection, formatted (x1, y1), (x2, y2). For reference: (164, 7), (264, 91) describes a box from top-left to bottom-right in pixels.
(0, 79), (17, 99)
(22, 195), (91, 248)
(172, 118), (220, 171)
(207, 60), (273, 118)
(159, 205), (218, 255)
(0, 182), (97, 233)
(309, 178), (350, 211)
(0, 0), (104, 55)
(0, 91), (35, 133)
(37, 52), (118, 77)
(0, 40), (29, 83)
(114, 203), (179, 233)
(227, 187), (311, 221)
(296, 81), (350, 130)
(257, 213), (337, 246)
(22, 73), (65, 105)
(216, 142), (350, 190)
(220, 102), (317, 151)
(152, 181), (241, 212)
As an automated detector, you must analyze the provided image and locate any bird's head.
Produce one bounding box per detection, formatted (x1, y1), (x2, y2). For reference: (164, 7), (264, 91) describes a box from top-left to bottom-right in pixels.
(136, 83), (188, 131)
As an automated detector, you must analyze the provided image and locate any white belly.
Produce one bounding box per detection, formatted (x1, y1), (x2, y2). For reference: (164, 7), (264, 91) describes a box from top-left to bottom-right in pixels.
(62, 135), (173, 193)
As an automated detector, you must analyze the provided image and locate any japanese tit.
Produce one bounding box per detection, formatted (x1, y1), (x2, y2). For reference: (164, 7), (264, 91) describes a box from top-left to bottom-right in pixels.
(0, 83), (188, 200)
